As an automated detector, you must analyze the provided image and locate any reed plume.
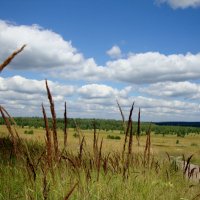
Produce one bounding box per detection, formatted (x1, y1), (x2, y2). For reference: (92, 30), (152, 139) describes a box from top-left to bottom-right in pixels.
(0, 45), (26, 73)
(136, 108), (141, 146)
(45, 80), (59, 159)
(122, 102), (134, 160)
(144, 123), (151, 167)
(0, 106), (17, 155)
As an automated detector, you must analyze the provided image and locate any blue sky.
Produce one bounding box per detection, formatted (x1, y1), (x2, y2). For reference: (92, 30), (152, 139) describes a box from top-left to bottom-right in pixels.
(0, 0), (200, 121)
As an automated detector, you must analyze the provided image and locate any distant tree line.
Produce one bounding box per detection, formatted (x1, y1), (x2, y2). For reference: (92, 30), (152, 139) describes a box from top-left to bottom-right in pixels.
(0, 117), (124, 131)
(155, 122), (200, 127)
(1, 117), (200, 136)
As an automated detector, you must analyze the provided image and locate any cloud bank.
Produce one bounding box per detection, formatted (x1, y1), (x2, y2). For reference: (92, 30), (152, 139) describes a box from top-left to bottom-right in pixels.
(0, 75), (199, 121)
(1, 20), (200, 121)
(106, 52), (200, 84)
(2, 20), (200, 84)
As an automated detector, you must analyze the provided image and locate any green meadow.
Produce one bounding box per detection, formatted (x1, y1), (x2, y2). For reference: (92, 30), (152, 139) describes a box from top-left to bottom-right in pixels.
(0, 122), (200, 200)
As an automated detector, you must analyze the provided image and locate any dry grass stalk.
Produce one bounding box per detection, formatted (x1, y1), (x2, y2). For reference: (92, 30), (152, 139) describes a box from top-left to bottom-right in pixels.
(96, 131), (99, 152)
(128, 119), (133, 155)
(117, 100), (127, 139)
(136, 108), (141, 146)
(73, 119), (82, 145)
(102, 153), (110, 175)
(78, 136), (85, 163)
(122, 102), (134, 160)
(144, 123), (151, 167)
(93, 120), (97, 156)
(97, 138), (103, 181)
(64, 182), (78, 200)
(123, 120), (133, 180)
(0, 45), (26, 73)
(42, 166), (50, 200)
(0, 106), (17, 155)
(25, 152), (37, 182)
(43, 173), (49, 200)
(192, 193), (200, 200)
(42, 104), (52, 166)
(183, 154), (193, 178)
(64, 101), (68, 150)
(45, 80), (59, 159)
(147, 125), (151, 166)
(117, 100), (125, 126)
(1, 106), (20, 140)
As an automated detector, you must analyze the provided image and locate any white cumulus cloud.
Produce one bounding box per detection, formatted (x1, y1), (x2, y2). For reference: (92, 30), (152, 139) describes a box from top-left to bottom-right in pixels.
(156, 0), (200, 9)
(0, 76), (75, 96)
(106, 45), (122, 59)
(140, 81), (200, 100)
(0, 76), (76, 116)
(0, 20), (84, 70)
(106, 52), (200, 84)
(78, 84), (131, 99)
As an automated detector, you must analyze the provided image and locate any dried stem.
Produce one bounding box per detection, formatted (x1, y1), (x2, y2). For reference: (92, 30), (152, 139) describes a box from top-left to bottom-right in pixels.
(136, 108), (141, 146)
(79, 136), (85, 163)
(93, 120), (97, 156)
(64, 182), (78, 200)
(117, 100), (125, 124)
(97, 138), (103, 181)
(144, 123), (152, 167)
(0, 106), (17, 155)
(128, 119), (133, 155)
(122, 102), (134, 160)
(0, 45), (26, 73)
(45, 80), (59, 159)
(42, 103), (52, 167)
(64, 101), (68, 150)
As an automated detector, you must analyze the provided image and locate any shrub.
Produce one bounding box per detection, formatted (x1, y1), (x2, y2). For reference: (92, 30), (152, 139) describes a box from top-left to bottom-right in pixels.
(107, 135), (121, 140)
(73, 132), (79, 138)
(177, 133), (185, 138)
(24, 130), (34, 135)
(176, 140), (179, 144)
(191, 143), (198, 146)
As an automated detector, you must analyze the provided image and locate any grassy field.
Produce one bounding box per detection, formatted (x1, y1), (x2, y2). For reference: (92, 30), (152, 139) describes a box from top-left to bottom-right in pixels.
(1, 124), (200, 163)
(0, 124), (200, 200)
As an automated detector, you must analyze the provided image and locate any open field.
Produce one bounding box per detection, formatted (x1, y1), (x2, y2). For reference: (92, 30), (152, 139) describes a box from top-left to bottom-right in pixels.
(1, 124), (200, 164)
(1, 123), (200, 200)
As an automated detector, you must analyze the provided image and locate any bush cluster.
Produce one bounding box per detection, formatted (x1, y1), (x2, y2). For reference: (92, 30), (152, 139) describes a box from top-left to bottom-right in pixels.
(107, 135), (121, 140)
(24, 130), (34, 135)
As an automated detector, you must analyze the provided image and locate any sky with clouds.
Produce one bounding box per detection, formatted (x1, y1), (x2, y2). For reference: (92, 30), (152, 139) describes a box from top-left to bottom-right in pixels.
(0, 0), (200, 121)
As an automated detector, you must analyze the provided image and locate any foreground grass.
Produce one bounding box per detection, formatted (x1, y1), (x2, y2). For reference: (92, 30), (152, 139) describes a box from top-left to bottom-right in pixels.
(1, 163), (199, 200)
(0, 136), (200, 200)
